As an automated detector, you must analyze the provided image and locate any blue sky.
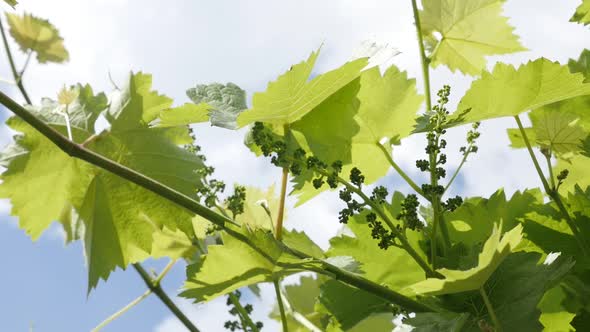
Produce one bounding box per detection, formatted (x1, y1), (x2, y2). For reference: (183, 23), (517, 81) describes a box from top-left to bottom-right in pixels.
(0, 0), (589, 331)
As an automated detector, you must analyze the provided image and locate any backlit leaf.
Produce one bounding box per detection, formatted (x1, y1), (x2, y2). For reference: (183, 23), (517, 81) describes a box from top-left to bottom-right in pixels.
(237, 49), (368, 127)
(420, 0), (525, 75)
(6, 12), (68, 63)
(453, 59), (590, 125)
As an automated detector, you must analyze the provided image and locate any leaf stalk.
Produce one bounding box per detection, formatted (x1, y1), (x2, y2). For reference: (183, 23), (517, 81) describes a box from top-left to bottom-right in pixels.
(133, 263), (200, 332)
(273, 278), (289, 332)
(92, 260), (178, 332)
(515, 115), (589, 257)
(479, 286), (502, 332)
(376, 142), (425, 197)
(0, 15), (32, 104)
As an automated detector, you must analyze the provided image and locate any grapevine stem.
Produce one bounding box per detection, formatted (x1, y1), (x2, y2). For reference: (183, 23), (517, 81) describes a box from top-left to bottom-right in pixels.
(276, 166), (289, 241)
(428, 112), (450, 267)
(545, 153), (556, 190)
(410, 0), (450, 263)
(133, 263), (200, 332)
(275, 124), (291, 241)
(0, 92), (439, 313)
(0, 15), (32, 104)
(228, 292), (260, 332)
(376, 142), (425, 197)
(515, 115), (589, 257)
(92, 260), (177, 332)
(479, 286), (502, 332)
(514, 116), (552, 194)
(273, 278), (289, 332)
(410, 0), (432, 112)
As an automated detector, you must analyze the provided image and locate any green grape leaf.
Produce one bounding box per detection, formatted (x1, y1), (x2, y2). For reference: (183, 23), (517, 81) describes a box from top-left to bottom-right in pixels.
(569, 49), (590, 81)
(430, 253), (573, 331)
(508, 53), (590, 155)
(521, 211), (580, 259)
(568, 185), (590, 218)
(27, 84), (108, 133)
(404, 312), (470, 332)
(79, 73), (204, 289)
(506, 109), (588, 155)
(270, 275), (327, 332)
(151, 226), (198, 260)
(234, 184), (278, 231)
(318, 280), (393, 331)
(236, 49), (368, 127)
(181, 227), (310, 302)
(452, 59), (590, 125)
(0, 73), (206, 291)
(446, 189), (542, 247)
(346, 66), (423, 183)
(420, 0), (526, 75)
(528, 109), (587, 155)
(158, 103), (210, 127)
(0, 84), (107, 239)
(290, 65), (423, 204)
(285, 275), (321, 316)
(527, 50), (590, 141)
(571, 0), (590, 25)
(6, 12), (69, 63)
(3, 0), (17, 8)
(327, 208), (425, 292)
(0, 115), (95, 239)
(340, 313), (396, 332)
(538, 286), (576, 332)
(107, 72), (173, 132)
(480, 253), (573, 331)
(405, 223), (522, 295)
(186, 83), (247, 129)
(506, 127), (536, 149)
(283, 229), (325, 259)
(554, 154), (590, 193)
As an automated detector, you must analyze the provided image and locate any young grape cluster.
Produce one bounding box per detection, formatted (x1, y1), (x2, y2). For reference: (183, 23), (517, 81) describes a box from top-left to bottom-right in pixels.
(251, 122), (402, 250)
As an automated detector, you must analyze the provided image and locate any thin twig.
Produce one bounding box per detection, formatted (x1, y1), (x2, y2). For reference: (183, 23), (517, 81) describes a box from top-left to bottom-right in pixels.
(444, 150), (469, 193)
(275, 124), (291, 241)
(17, 50), (32, 82)
(0, 15), (31, 104)
(273, 278), (289, 332)
(133, 263), (200, 332)
(515, 115), (589, 257)
(376, 142), (424, 197)
(479, 286), (502, 332)
(275, 166), (289, 240)
(92, 260), (177, 332)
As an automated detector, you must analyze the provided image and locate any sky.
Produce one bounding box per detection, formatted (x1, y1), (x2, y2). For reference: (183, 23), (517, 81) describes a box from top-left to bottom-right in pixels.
(0, 0), (589, 331)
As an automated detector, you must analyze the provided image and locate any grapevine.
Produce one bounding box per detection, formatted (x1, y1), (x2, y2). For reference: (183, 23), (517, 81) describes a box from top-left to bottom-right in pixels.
(1, 1), (590, 331)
